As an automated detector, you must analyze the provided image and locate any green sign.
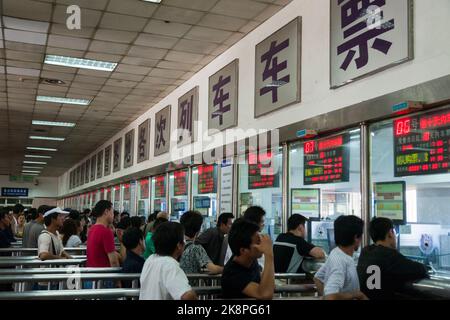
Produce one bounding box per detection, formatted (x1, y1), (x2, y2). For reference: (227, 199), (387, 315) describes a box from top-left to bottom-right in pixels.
(9, 175), (34, 183)
(374, 182), (406, 224)
(291, 188), (320, 219)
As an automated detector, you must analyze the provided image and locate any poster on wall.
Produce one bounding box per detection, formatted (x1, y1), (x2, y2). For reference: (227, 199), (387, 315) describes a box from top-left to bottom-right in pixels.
(208, 60), (239, 133)
(220, 159), (233, 213)
(177, 87), (198, 146)
(84, 159), (90, 184)
(291, 188), (321, 219)
(97, 150), (103, 179)
(140, 179), (149, 199)
(124, 129), (135, 169)
(90, 155), (96, 182)
(154, 105), (171, 156)
(254, 17), (302, 118)
(373, 181), (406, 224)
(330, 0), (413, 88)
(197, 165), (217, 194)
(113, 138), (122, 173)
(137, 119), (150, 163)
(104, 145), (112, 177)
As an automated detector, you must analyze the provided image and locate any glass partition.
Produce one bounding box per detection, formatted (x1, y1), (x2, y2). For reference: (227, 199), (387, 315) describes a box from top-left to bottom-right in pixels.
(370, 107), (450, 271)
(122, 183), (131, 213)
(137, 178), (150, 218)
(106, 188), (112, 202)
(288, 129), (361, 253)
(169, 170), (189, 221)
(238, 148), (283, 240)
(113, 186), (121, 212)
(151, 175), (167, 213)
(192, 164), (218, 231)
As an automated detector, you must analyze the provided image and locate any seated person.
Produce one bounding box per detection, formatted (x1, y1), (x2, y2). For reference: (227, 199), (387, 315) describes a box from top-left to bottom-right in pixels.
(274, 214), (326, 273)
(357, 217), (428, 300)
(314, 215), (368, 300)
(121, 227), (145, 288)
(139, 222), (197, 300)
(179, 211), (223, 275)
(221, 218), (274, 300)
(143, 217), (168, 259)
(38, 207), (72, 261)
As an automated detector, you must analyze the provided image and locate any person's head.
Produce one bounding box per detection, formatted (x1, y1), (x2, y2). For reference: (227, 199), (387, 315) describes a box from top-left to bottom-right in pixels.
(113, 211), (120, 223)
(151, 217), (168, 232)
(369, 217), (397, 249)
(217, 212), (234, 234)
(17, 213), (26, 226)
(130, 216), (143, 229)
(243, 206), (266, 232)
(120, 212), (130, 220)
(13, 203), (25, 216)
(43, 207), (69, 230)
(122, 227), (144, 254)
(92, 200), (114, 224)
(35, 205), (49, 222)
(153, 221), (185, 259)
(228, 218), (262, 259)
(156, 211), (169, 220)
(0, 208), (11, 229)
(147, 212), (157, 223)
(61, 218), (81, 246)
(334, 215), (364, 251)
(82, 209), (91, 216)
(27, 208), (37, 222)
(288, 214), (308, 238)
(68, 210), (81, 221)
(116, 217), (131, 242)
(180, 211), (203, 239)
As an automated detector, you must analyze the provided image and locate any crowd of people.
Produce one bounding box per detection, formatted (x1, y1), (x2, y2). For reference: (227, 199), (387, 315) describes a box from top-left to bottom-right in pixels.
(0, 201), (429, 300)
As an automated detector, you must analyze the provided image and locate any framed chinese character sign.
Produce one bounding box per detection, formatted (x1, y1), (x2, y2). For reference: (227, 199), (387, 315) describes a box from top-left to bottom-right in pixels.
(104, 145), (112, 176)
(137, 119), (150, 163)
(255, 17), (302, 118)
(124, 129), (135, 168)
(90, 155), (96, 182)
(154, 105), (171, 156)
(97, 150), (103, 179)
(84, 159), (90, 183)
(208, 59), (239, 133)
(177, 87), (198, 146)
(330, 0), (414, 88)
(80, 163), (85, 186)
(113, 138), (122, 173)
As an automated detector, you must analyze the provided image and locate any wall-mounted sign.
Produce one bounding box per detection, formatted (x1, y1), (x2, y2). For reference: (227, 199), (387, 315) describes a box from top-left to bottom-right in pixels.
(140, 179), (149, 199)
(173, 170), (188, 196)
(84, 159), (90, 184)
(123, 183), (131, 201)
(330, 0), (413, 88)
(291, 188), (320, 219)
(124, 129), (135, 169)
(154, 175), (166, 198)
(208, 59), (239, 132)
(1, 188), (29, 197)
(248, 151), (280, 189)
(197, 164), (217, 194)
(113, 137), (122, 173)
(220, 159), (233, 213)
(177, 87), (198, 146)
(394, 109), (450, 177)
(304, 133), (350, 185)
(373, 181), (406, 224)
(75, 166), (81, 187)
(90, 154), (96, 182)
(9, 175), (34, 183)
(255, 17), (302, 118)
(104, 145), (112, 177)
(171, 198), (186, 212)
(154, 105), (171, 156)
(137, 119), (150, 163)
(80, 163), (85, 186)
(194, 196), (211, 209)
(97, 150), (103, 179)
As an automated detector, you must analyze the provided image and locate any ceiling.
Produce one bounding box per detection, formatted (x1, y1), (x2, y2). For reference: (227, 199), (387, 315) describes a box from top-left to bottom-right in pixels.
(0, 0), (291, 177)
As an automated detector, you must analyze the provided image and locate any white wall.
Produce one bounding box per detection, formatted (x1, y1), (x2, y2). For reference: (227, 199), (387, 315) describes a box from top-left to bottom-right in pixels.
(58, 0), (450, 197)
(0, 175), (58, 198)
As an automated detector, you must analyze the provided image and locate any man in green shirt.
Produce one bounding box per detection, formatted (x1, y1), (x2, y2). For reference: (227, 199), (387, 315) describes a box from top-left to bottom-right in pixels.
(144, 217), (167, 259)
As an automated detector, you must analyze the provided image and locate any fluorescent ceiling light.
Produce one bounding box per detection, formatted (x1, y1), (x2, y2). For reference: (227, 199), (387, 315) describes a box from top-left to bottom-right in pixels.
(22, 170), (41, 174)
(23, 166), (44, 170)
(36, 95), (90, 106)
(25, 155), (52, 159)
(26, 147), (58, 152)
(30, 135), (65, 141)
(23, 173), (39, 176)
(24, 161), (47, 165)
(143, 0), (162, 3)
(44, 55), (118, 72)
(32, 120), (76, 127)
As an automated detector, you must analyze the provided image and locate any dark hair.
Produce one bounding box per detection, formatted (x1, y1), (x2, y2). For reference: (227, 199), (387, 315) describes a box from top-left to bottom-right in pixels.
(69, 210), (80, 221)
(61, 218), (80, 246)
(13, 204), (25, 214)
(288, 214), (308, 231)
(121, 212), (130, 218)
(117, 216), (131, 230)
(29, 208), (38, 220)
(43, 208), (59, 227)
(217, 212), (234, 228)
(334, 215), (364, 247)
(243, 206), (266, 225)
(228, 218), (260, 257)
(82, 209), (91, 216)
(180, 211), (203, 238)
(369, 217), (394, 243)
(153, 222), (184, 256)
(37, 205), (50, 217)
(147, 212), (157, 223)
(92, 200), (112, 218)
(130, 216), (143, 229)
(0, 208), (8, 221)
(152, 217), (168, 231)
(122, 227), (143, 250)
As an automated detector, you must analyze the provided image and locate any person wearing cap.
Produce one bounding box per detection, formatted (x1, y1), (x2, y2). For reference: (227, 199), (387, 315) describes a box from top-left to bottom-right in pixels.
(38, 207), (72, 260)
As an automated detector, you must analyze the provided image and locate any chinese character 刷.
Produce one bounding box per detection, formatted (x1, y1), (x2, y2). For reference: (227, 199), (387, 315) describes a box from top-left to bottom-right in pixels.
(212, 75), (231, 125)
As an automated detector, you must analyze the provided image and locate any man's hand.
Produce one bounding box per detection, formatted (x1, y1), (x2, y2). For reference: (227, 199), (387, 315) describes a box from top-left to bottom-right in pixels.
(353, 291), (369, 300)
(253, 234), (273, 256)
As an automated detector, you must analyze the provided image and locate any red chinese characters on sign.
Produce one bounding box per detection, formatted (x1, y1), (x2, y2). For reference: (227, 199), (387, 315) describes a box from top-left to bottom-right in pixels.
(198, 165), (217, 194)
(248, 151), (279, 189)
(154, 176), (166, 198)
(174, 171), (188, 196)
(140, 179), (149, 199)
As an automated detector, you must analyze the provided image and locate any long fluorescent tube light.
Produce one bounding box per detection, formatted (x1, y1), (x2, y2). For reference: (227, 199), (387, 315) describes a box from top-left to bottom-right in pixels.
(36, 96), (90, 106)
(23, 173), (39, 176)
(44, 55), (118, 72)
(26, 147), (58, 152)
(23, 166), (44, 170)
(30, 135), (65, 141)
(24, 161), (47, 165)
(22, 170), (41, 174)
(143, 0), (162, 3)
(32, 120), (76, 127)
(25, 155), (52, 159)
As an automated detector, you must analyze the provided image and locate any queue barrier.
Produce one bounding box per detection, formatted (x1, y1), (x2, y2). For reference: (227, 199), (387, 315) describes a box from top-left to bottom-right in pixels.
(0, 267), (122, 275)
(0, 258), (87, 268)
(0, 255), (86, 260)
(0, 247), (88, 256)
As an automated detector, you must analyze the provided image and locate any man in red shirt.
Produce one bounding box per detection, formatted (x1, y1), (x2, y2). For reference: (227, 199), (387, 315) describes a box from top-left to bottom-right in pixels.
(87, 200), (120, 268)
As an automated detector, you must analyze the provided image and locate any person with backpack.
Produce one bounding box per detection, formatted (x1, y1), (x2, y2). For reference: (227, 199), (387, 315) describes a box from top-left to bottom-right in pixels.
(38, 207), (72, 260)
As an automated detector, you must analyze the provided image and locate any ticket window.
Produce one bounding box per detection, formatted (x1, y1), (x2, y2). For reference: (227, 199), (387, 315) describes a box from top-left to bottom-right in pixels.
(106, 188), (112, 202)
(168, 170), (189, 221)
(137, 179), (150, 218)
(151, 175), (167, 214)
(288, 130), (362, 253)
(113, 186), (121, 212)
(192, 164), (218, 231)
(122, 183), (131, 214)
(370, 108), (450, 272)
(238, 148), (283, 241)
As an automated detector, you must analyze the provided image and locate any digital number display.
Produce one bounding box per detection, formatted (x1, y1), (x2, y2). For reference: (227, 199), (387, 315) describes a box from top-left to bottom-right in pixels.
(394, 110), (450, 177)
(197, 165), (217, 194)
(248, 151), (280, 189)
(174, 170), (188, 196)
(303, 133), (350, 185)
(154, 175), (166, 198)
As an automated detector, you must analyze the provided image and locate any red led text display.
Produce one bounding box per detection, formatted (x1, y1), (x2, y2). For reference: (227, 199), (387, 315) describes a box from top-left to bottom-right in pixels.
(197, 165), (217, 194)
(304, 133), (350, 185)
(106, 188), (112, 201)
(394, 110), (450, 177)
(123, 183), (130, 201)
(154, 175), (166, 198)
(140, 179), (149, 199)
(248, 151), (280, 189)
(174, 170), (188, 196)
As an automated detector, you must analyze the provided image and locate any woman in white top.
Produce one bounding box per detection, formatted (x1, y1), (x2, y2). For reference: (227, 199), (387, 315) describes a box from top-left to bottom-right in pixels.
(61, 218), (82, 248)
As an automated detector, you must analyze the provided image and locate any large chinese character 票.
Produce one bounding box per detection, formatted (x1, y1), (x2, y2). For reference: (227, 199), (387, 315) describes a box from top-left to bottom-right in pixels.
(154, 105), (171, 156)
(331, 0), (413, 87)
(255, 17), (301, 118)
(177, 87), (198, 146)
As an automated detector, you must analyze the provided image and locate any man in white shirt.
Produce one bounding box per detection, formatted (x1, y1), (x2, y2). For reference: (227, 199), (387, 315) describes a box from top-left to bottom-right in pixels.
(38, 207), (72, 260)
(314, 215), (368, 300)
(139, 221), (197, 300)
